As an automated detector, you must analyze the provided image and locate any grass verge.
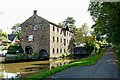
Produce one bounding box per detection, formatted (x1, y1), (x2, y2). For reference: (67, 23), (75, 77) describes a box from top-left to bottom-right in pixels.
(24, 48), (107, 80)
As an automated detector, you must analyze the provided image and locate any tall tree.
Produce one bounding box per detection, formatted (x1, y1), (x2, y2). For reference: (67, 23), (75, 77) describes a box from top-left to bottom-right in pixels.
(81, 23), (90, 37)
(63, 17), (76, 33)
(88, 2), (120, 45)
(63, 17), (76, 26)
(11, 23), (21, 39)
(74, 28), (84, 44)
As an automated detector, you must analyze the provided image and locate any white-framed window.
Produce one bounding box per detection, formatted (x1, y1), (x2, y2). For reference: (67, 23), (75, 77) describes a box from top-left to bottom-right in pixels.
(33, 25), (37, 30)
(28, 35), (34, 42)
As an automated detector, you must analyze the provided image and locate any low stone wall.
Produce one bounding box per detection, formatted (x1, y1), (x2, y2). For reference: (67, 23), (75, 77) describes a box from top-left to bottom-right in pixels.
(74, 47), (89, 56)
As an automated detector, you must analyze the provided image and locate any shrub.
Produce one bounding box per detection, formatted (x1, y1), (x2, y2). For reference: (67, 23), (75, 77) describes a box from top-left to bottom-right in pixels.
(7, 44), (24, 54)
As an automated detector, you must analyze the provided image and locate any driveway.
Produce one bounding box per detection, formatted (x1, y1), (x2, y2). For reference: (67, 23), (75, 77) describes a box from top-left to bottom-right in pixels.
(49, 47), (119, 78)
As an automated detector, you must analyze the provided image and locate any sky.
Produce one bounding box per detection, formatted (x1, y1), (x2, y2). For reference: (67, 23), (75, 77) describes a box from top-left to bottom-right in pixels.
(0, 0), (94, 34)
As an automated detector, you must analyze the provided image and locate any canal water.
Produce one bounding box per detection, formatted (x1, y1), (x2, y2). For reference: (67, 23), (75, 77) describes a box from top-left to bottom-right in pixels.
(0, 58), (79, 79)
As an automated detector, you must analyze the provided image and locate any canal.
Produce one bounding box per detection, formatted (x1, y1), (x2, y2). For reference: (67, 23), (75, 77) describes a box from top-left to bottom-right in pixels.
(0, 58), (79, 79)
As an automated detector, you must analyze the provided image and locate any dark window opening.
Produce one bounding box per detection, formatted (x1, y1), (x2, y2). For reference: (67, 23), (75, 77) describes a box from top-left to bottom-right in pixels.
(57, 37), (59, 43)
(64, 39), (66, 46)
(61, 38), (62, 42)
(57, 48), (59, 53)
(53, 48), (54, 53)
(53, 26), (55, 31)
(60, 49), (62, 53)
(57, 28), (59, 32)
(53, 37), (55, 42)
(64, 49), (65, 53)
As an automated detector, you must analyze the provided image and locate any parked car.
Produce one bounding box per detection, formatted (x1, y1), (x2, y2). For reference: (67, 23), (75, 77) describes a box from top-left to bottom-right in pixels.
(0, 50), (7, 57)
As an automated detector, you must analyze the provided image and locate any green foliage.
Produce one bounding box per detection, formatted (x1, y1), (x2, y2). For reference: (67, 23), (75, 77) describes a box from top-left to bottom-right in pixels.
(4, 52), (40, 63)
(25, 48), (106, 80)
(7, 44), (24, 54)
(88, 2), (120, 45)
(0, 29), (7, 40)
(31, 52), (39, 59)
(81, 23), (90, 37)
(63, 17), (77, 33)
(11, 23), (21, 40)
(74, 28), (84, 43)
(63, 17), (76, 26)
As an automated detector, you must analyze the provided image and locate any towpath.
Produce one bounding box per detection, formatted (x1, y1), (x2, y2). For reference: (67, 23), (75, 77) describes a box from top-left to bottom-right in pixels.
(49, 47), (119, 79)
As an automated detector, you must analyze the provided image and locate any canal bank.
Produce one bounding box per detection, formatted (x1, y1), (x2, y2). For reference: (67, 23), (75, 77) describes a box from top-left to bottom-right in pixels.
(25, 48), (107, 79)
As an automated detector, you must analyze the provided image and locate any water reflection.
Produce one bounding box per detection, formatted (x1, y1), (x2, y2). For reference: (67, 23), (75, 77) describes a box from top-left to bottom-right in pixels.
(0, 70), (20, 79)
(0, 58), (78, 79)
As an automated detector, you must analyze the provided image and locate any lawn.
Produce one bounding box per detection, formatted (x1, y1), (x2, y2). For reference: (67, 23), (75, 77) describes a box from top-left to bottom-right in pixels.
(24, 48), (106, 80)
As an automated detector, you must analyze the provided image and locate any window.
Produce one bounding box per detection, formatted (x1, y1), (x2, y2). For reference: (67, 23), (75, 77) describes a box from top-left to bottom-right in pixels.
(57, 48), (59, 53)
(53, 36), (55, 42)
(53, 26), (55, 31)
(28, 35), (33, 42)
(33, 17), (37, 22)
(57, 28), (59, 32)
(61, 38), (62, 42)
(53, 48), (54, 53)
(64, 39), (66, 46)
(57, 37), (59, 43)
(26, 26), (28, 31)
(60, 49), (62, 53)
(64, 49), (65, 53)
(60, 30), (62, 34)
(42, 36), (45, 41)
(41, 24), (45, 30)
(33, 25), (37, 30)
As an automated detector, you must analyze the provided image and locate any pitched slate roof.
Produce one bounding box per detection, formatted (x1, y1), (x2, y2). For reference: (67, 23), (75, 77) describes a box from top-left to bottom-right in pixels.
(8, 34), (16, 41)
(2, 38), (11, 43)
(20, 10), (73, 33)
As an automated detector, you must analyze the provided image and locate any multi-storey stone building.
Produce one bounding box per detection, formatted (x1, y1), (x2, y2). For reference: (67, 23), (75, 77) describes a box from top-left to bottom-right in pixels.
(20, 10), (74, 59)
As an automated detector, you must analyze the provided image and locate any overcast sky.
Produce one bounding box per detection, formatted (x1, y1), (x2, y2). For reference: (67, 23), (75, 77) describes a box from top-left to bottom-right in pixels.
(0, 0), (94, 34)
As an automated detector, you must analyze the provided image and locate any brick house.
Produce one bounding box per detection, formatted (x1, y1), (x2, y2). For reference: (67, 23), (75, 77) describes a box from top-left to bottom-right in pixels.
(20, 10), (74, 59)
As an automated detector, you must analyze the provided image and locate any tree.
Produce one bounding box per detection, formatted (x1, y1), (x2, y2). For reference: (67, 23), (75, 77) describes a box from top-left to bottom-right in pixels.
(74, 28), (84, 43)
(0, 29), (7, 40)
(88, 2), (120, 45)
(11, 23), (21, 39)
(63, 17), (77, 33)
(81, 23), (90, 37)
(63, 17), (76, 26)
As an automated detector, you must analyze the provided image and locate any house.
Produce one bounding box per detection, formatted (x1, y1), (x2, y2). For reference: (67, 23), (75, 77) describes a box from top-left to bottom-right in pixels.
(20, 10), (74, 59)
(8, 34), (20, 44)
(2, 34), (20, 46)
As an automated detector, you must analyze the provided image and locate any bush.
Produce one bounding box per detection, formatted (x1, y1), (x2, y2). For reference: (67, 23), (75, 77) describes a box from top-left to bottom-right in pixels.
(7, 44), (24, 54)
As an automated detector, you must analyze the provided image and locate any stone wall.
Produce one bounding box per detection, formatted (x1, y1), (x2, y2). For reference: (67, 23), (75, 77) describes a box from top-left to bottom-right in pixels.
(21, 14), (50, 54)
(74, 47), (89, 56)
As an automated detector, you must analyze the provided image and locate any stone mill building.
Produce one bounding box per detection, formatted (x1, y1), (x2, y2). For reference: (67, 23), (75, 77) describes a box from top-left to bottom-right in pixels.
(20, 10), (74, 59)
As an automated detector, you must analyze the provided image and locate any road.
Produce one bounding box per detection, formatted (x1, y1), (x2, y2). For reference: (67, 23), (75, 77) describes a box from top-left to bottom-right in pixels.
(49, 47), (119, 78)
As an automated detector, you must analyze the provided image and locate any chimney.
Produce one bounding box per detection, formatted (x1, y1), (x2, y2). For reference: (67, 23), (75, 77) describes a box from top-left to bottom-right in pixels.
(33, 10), (37, 15)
